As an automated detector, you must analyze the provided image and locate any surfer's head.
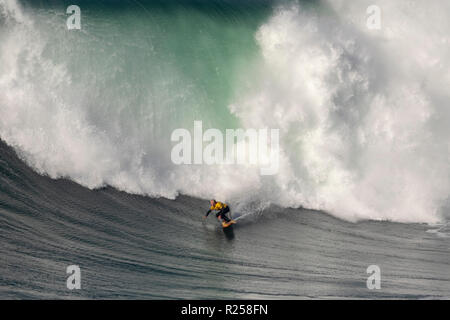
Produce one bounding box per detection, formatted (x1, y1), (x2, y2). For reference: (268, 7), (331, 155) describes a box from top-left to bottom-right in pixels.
(210, 199), (216, 206)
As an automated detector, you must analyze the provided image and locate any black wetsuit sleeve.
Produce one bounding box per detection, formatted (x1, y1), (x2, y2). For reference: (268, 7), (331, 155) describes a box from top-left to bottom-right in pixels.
(205, 209), (212, 217)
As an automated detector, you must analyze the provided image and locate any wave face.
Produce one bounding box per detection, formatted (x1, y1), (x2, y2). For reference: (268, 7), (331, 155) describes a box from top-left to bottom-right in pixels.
(1, 0), (449, 223)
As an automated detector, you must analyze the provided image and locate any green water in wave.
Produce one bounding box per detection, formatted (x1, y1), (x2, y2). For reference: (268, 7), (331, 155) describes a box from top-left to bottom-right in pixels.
(18, 0), (274, 136)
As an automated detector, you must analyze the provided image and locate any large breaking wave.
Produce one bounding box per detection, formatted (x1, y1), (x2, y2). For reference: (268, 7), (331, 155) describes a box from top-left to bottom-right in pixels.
(1, 0), (449, 223)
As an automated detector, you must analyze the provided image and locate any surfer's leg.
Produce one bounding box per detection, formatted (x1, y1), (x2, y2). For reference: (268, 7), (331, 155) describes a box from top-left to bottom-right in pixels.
(220, 207), (231, 222)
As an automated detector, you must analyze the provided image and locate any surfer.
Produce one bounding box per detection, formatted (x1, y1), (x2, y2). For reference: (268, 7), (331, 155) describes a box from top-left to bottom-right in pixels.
(204, 199), (231, 223)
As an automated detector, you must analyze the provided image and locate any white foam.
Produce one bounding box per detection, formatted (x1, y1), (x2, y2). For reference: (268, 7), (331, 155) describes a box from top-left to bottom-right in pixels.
(229, 1), (450, 223)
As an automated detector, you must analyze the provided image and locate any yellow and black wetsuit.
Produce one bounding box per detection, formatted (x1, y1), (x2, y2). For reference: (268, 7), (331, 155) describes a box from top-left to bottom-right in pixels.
(205, 202), (231, 222)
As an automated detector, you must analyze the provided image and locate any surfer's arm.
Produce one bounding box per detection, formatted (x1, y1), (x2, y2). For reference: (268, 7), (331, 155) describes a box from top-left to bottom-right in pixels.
(204, 209), (212, 218)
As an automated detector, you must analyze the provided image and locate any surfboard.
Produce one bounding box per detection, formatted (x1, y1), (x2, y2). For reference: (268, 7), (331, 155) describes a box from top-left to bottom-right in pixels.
(222, 220), (236, 228)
